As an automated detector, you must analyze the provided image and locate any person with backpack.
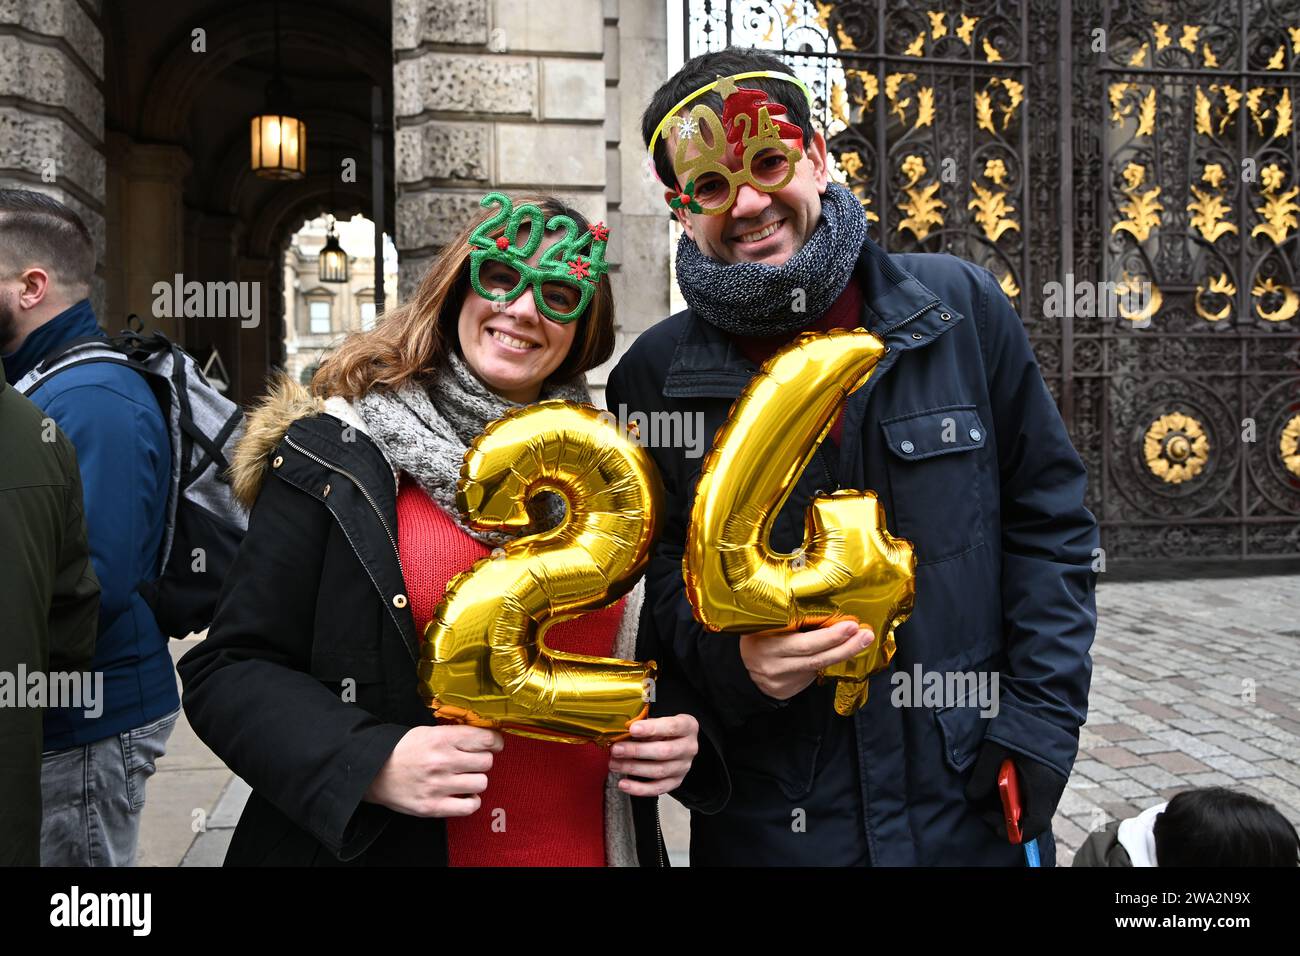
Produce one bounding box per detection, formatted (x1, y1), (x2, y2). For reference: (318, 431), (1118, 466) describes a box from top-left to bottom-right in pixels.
(0, 188), (178, 866)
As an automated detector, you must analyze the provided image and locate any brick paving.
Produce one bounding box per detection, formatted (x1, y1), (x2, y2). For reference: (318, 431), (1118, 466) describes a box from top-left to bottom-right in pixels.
(1052, 572), (1300, 865)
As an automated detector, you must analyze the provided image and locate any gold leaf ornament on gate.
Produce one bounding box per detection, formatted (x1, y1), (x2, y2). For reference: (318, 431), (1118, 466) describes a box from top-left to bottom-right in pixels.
(683, 330), (917, 717)
(1187, 164), (1238, 244)
(417, 402), (661, 745)
(898, 154), (947, 242)
(1252, 276), (1299, 323)
(1112, 163), (1164, 243)
(1194, 273), (1235, 322)
(1251, 163), (1300, 246)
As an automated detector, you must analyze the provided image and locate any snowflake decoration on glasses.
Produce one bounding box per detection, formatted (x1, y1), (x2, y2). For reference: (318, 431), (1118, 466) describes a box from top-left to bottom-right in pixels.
(677, 115), (699, 140)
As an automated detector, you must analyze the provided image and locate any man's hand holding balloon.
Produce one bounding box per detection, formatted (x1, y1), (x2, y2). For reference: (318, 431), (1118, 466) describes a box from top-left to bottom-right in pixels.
(739, 621), (875, 701)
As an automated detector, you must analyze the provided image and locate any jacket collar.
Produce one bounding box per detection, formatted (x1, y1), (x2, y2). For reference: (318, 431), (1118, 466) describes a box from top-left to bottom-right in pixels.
(0, 298), (100, 385)
(663, 235), (964, 399)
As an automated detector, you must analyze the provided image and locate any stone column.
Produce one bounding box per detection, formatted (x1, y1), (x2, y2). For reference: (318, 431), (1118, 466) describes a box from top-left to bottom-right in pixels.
(236, 254), (275, 404)
(107, 142), (191, 338)
(593, 0), (670, 404)
(0, 0), (107, 314)
(184, 210), (242, 395)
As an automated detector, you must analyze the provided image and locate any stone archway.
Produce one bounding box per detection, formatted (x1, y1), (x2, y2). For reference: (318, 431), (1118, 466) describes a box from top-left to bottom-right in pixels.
(0, 0), (395, 406)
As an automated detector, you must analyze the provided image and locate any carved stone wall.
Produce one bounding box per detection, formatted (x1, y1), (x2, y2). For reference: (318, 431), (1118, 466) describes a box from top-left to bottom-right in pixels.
(390, 0), (670, 401)
(0, 0), (106, 315)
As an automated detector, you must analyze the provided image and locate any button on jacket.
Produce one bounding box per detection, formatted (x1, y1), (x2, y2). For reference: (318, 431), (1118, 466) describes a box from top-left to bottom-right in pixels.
(606, 235), (1099, 866)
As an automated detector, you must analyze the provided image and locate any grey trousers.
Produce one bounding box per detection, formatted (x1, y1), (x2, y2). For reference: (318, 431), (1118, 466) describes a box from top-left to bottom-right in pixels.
(39, 708), (179, 866)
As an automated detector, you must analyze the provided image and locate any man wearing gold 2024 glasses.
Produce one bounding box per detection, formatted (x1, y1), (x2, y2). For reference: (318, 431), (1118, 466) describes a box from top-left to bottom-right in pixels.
(607, 48), (1099, 866)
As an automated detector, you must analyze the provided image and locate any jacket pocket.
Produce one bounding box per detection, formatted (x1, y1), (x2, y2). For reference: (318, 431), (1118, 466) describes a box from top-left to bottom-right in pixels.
(120, 708), (179, 811)
(933, 677), (996, 774)
(724, 689), (829, 800)
(880, 405), (987, 565)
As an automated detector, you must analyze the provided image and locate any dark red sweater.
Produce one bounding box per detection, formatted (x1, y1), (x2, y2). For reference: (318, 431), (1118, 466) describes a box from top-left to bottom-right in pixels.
(731, 277), (865, 446)
(396, 474), (623, 867)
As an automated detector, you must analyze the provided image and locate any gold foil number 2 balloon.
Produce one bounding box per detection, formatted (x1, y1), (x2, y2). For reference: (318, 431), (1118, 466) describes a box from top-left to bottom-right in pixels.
(417, 401), (661, 745)
(684, 329), (917, 716)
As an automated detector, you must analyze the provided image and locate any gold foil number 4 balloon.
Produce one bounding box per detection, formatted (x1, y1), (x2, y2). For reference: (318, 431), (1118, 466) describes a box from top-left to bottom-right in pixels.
(684, 329), (917, 716)
(418, 401), (662, 745)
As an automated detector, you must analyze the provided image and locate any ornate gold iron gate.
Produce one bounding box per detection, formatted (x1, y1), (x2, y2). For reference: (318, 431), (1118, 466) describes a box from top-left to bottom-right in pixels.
(685, 0), (1300, 560)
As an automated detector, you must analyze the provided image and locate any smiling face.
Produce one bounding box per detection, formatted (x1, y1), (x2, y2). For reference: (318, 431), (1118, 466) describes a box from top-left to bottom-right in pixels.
(457, 226), (582, 404)
(664, 117), (830, 266)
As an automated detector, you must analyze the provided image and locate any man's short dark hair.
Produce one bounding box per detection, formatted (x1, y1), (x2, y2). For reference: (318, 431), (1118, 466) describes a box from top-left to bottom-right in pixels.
(1153, 787), (1300, 866)
(642, 47), (816, 189)
(0, 188), (95, 292)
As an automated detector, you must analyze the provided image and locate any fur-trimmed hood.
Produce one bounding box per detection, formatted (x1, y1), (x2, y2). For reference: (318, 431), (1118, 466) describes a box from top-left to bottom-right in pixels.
(229, 375), (326, 510)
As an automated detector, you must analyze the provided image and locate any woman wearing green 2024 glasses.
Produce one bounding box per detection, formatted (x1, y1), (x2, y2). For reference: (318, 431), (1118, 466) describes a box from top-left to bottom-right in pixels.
(179, 193), (726, 867)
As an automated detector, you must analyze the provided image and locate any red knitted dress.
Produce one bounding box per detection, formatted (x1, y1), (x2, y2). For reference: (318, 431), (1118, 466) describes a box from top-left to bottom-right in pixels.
(396, 473), (623, 867)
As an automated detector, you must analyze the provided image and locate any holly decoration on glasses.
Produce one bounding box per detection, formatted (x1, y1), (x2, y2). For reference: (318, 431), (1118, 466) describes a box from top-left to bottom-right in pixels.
(669, 180), (703, 213)
(467, 192), (610, 324)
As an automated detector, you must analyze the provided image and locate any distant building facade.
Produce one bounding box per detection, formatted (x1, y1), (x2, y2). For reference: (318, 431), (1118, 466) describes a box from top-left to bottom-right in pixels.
(281, 215), (399, 385)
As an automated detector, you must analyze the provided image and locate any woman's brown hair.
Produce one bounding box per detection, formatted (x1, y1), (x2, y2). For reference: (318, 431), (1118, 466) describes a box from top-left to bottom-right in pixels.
(310, 195), (616, 401)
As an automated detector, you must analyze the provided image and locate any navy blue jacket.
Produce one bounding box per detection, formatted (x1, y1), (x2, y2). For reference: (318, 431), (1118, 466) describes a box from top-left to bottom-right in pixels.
(606, 237), (1098, 865)
(3, 301), (176, 748)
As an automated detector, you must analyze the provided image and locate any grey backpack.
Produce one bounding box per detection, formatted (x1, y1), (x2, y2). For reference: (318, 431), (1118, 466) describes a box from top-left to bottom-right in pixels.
(19, 328), (248, 637)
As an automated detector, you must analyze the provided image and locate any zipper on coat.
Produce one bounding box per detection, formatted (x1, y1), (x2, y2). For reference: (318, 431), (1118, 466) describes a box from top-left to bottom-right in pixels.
(818, 447), (835, 493)
(883, 298), (940, 335)
(655, 801), (667, 867)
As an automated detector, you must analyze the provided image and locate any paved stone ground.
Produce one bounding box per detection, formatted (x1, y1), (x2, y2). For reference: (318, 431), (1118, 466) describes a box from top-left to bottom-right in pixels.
(141, 574), (1300, 866)
(1051, 571), (1300, 865)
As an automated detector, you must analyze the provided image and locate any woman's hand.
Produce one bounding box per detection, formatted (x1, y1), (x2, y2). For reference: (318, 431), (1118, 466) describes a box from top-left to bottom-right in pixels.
(608, 714), (699, 796)
(363, 725), (504, 817)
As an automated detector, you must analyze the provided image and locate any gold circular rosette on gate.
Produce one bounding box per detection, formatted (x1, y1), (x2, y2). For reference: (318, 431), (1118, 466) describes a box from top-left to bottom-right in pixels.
(683, 329), (917, 716)
(1143, 412), (1210, 485)
(1281, 414), (1300, 478)
(417, 402), (661, 745)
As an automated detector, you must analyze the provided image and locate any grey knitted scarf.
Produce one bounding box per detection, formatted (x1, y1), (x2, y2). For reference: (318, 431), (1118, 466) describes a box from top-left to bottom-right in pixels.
(354, 349), (588, 547)
(674, 180), (868, 337)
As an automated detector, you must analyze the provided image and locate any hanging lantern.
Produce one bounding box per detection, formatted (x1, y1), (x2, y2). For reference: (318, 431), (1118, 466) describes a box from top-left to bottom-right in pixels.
(251, 108), (306, 180)
(250, 2), (305, 180)
(318, 217), (348, 283)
